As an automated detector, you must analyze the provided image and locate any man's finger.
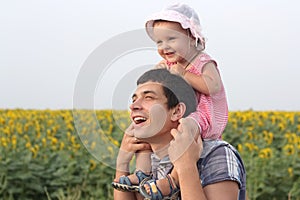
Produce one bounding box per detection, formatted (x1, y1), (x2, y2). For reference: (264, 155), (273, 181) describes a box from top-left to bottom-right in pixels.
(196, 135), (203, 158)
(196, 135), (202, 144)
(135, 143), (152, 151)
(170, 128), (179, 139)
(125, 123), (134, 136)
(179, 118), (189, 136)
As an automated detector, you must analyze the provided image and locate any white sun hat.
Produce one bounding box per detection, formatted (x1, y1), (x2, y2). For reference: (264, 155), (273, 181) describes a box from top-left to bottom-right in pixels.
(145, 3), (205, 47)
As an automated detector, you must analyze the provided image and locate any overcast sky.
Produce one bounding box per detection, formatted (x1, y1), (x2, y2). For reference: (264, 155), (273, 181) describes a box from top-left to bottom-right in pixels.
(1, 0), (299, 111)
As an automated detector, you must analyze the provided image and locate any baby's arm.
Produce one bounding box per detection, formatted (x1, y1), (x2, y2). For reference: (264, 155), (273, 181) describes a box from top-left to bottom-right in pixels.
(184, 62), (222, 95)
(159, 61), (221, 96)
(135, 149), (152, 175)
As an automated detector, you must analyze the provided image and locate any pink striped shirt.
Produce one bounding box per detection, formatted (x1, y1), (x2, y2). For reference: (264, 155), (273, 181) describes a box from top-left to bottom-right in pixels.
(169, 53), (228, 139)
(188, 53), (228, 139)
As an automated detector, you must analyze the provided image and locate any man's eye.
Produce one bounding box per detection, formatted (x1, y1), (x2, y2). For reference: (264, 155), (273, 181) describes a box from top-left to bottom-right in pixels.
(145, 96), (153, 100)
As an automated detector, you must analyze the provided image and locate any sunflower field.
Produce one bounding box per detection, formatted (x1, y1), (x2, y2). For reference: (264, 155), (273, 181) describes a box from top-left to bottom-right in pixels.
(0, 109), (299, 200)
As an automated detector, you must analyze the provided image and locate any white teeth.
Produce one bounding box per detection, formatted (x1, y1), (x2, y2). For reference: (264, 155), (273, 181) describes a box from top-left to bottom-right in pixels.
(134, 117), (146, 121)
(133, 117), (147, 124)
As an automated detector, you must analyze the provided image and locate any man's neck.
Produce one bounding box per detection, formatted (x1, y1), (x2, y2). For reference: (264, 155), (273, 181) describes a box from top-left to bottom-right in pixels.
(153, 143), (170, 159)
(148, 131), (173, 159)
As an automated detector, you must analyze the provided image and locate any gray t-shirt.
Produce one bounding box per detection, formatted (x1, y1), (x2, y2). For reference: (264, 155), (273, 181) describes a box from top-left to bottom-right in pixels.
(150, 140), (246, 200)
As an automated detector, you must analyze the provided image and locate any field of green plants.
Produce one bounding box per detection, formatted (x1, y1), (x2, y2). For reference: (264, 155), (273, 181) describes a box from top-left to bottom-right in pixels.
(0, 109), (299, 199)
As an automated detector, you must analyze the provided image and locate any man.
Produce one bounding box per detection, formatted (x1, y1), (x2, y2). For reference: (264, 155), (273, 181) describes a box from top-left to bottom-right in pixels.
(113, 68), (246, 200)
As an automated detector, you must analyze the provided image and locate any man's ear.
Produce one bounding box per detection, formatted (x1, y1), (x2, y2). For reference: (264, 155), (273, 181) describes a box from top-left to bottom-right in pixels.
(171, 102), (186, 121)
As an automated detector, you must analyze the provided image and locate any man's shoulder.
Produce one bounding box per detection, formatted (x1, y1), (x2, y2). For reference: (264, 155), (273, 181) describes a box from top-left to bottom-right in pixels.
(201, 139), (229, 158)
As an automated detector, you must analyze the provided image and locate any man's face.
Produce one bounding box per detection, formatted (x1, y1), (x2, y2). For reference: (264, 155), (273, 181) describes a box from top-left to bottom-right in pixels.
(129, 81), (174, 139)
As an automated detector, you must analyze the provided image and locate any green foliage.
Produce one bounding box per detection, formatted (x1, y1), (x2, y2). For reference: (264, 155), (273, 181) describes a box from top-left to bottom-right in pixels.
(223, 111), (300, 200)
(0, 109), (123, 200)
(0, 109), (299, 199)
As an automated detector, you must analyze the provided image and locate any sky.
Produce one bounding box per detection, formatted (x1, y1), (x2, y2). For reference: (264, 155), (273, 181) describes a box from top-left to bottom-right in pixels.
(1, 0), (300, 111)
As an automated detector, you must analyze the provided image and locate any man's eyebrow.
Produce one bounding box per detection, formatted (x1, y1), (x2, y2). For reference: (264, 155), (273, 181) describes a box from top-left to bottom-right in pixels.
(143, 90), (157, 95)
(131, 93), (137, 99)
(131, 90), (157, 99)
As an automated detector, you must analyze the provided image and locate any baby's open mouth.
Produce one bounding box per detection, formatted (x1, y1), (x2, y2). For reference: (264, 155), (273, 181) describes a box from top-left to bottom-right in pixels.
(165, 52), (174, 56)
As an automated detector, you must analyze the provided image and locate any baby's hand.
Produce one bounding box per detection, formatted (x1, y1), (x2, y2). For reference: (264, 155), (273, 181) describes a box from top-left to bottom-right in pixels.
(169, 63), (186, 77)
(154, 60), (169, 69)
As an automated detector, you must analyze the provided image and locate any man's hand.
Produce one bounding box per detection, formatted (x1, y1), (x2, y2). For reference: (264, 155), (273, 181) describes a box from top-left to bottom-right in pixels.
(116, 123), (151, 172)
(168, 118), (203, 171)
(177, 117), (200, 139)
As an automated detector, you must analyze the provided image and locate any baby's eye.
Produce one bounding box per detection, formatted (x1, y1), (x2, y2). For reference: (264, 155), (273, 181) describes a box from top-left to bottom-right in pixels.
(168, 37), (176, 41)
(156, 40), (162, 46)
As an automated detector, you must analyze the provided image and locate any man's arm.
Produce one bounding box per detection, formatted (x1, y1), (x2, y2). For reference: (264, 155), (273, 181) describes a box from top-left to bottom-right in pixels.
(169, 118), (240, 200)
(114, 170), (137, 199)
(176, 162), (207, 200)
(203, 181), (239, 200)
(177, 165), (239, 200)
(114, 149), (152, 200)
(114, 124), (151, 200)
(169, 118), (207, 200)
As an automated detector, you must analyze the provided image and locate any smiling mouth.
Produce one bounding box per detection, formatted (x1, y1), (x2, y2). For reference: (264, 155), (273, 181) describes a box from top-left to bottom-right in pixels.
(165, 52), (175, 56)
(133, 117), (147, 124)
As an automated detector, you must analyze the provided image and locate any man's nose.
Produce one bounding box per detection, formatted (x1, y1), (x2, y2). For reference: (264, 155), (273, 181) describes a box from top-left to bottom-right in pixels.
(129, 98), (142, 110)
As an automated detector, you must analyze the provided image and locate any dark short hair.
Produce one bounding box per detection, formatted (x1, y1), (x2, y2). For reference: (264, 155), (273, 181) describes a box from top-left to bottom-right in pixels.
(137, 68), (196, 117)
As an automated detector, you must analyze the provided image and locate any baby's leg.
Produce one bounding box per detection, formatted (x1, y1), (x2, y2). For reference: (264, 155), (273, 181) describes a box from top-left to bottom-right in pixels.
(127, 150), (152, 185)
(144, 170), (179, 196)
(169, 169), (179, 189)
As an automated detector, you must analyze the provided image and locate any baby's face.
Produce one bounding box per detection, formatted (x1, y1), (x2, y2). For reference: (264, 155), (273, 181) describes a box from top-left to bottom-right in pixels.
(153, 21), (194, 64)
